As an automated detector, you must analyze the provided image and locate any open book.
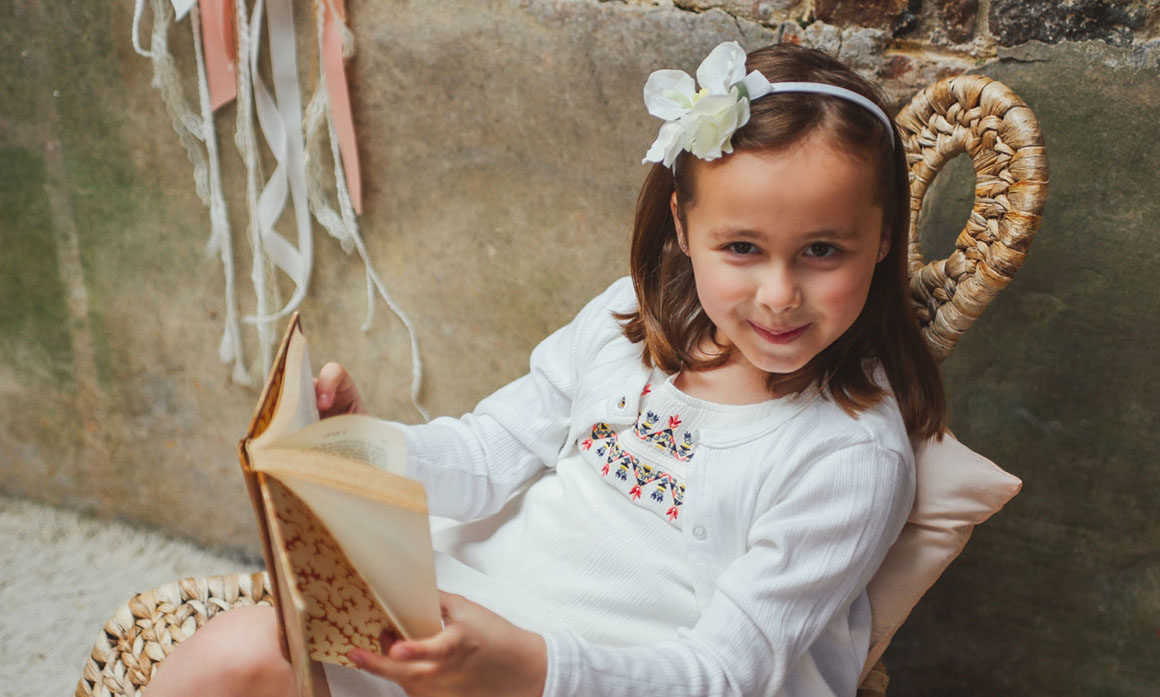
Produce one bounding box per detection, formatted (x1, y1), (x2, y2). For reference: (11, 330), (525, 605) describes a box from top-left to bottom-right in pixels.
(238, 314), (442, 696)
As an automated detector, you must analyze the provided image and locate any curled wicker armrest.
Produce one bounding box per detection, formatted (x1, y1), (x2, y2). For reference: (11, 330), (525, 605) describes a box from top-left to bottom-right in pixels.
(75, 572), (891, 697)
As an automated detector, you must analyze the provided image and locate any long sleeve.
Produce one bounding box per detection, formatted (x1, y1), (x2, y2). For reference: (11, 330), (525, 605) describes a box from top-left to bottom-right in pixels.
(395, 278), (634, 521)
(540, 442), (914, 697)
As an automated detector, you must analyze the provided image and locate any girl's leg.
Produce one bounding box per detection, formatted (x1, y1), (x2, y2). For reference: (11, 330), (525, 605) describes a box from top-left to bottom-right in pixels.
(142, 604), (330, 697)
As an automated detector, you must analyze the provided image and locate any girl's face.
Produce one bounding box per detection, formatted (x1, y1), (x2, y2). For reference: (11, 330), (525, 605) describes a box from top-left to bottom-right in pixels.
(672, 133), (888, 384)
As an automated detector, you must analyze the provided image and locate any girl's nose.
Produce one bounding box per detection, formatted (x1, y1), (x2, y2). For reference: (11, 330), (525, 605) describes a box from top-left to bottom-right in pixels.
(756, 267), (801, 313)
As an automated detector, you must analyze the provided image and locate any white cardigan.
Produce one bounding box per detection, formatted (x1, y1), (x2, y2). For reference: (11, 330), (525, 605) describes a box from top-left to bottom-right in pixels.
(397, 277), (915, 697)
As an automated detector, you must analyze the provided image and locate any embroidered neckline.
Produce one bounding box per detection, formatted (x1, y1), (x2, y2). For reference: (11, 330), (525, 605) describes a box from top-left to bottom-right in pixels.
(633, 410), (695, 462)
(582, 422), (686, 521)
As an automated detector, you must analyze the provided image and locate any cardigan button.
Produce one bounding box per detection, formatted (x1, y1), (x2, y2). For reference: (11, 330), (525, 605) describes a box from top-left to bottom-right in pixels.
(692, 525), (707, 541)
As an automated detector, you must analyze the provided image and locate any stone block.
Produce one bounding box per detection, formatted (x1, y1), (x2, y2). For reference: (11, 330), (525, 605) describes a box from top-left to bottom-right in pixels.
(937, 0), (979, 43)
(801, 19), (843, 54)
(875, 0), (983, 48)
(837, 25), (889, 76)
(813, 0), (914, 33)
(674, 0), (809, 25)
(990, 0), (1150, 46)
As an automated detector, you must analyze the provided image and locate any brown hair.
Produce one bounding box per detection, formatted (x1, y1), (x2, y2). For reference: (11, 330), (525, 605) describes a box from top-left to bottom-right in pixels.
(617, 42), (946, 440)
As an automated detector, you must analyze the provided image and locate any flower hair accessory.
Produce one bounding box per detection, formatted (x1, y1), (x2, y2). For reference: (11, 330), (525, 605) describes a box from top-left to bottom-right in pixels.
(642, 41), (895, 168)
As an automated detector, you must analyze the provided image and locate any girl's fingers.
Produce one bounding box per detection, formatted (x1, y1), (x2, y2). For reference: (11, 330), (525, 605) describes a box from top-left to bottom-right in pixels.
(317, 362), (346, 393)
(347, 649), (438, 682)
(388, 628), (461, 662)
(314, 365), (340, 407)
(315, 362), (365, 415)
(437, 591), (472, 619)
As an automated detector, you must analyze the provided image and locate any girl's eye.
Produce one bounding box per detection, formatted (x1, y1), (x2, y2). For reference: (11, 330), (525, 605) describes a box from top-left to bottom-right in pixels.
(726, 242), (758, 255)
(804, 242), (838, 258)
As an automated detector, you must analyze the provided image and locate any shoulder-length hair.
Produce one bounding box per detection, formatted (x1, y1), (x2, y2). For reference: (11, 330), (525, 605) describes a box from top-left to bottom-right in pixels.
(617, 42), (946, 440)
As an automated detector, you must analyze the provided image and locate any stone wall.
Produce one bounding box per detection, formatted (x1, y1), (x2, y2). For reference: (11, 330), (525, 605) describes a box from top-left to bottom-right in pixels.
(2, 1), (1158, 694)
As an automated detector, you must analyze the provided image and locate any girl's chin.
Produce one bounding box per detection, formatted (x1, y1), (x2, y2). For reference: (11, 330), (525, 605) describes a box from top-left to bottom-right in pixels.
(735, 347), (811, 377)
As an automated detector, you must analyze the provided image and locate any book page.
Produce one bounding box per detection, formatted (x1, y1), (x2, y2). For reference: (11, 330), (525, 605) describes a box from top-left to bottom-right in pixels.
(264, 475), (412, 666)
(268, 414), (407, 476)
(251, 448), (425, 513)
(260, 480), (323, 695)
(252, 323), (320, 449)
(250, 448), (441, 639)
(279, 474), (443, 641)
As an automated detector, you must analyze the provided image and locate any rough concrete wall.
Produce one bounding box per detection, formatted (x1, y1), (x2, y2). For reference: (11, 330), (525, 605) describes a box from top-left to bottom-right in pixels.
(2, 1), (1159, 695)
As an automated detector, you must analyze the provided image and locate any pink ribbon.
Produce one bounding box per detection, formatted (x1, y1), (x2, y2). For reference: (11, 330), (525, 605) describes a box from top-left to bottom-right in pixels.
(321, 0), (362, 213)
(199, 0), (237, 111)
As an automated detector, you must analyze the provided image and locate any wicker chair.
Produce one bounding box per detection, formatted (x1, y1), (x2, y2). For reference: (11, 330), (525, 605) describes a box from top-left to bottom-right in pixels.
(75, 74), (1048, 697)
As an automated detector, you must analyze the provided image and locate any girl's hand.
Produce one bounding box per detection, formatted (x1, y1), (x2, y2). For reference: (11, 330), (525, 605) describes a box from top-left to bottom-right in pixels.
(347, 592), (547, 697)
(314, 362), (367, 418)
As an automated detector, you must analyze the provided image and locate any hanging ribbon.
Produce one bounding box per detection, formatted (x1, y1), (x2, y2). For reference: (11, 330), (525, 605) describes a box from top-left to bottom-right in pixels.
(170, 0), (196, 21)
(233, 0), (276, 376)
(304, 1), (428, 420)
(131, 0), (249, 384)
(134, 0), (430, 417)
(321, 0), (362, 213)
(244, 0), (314, 328)
(198, 0), (237, 111)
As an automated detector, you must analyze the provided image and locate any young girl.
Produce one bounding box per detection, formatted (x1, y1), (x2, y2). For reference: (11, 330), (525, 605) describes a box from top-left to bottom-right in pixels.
(147, 40), (944, 697)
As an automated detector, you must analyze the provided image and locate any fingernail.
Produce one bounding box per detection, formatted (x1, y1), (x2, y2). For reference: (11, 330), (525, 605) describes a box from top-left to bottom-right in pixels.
(348, 652), (365, 667)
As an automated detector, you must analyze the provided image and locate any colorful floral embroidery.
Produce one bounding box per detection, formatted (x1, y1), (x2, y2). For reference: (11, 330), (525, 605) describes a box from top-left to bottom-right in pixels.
(633, 411), (695, 462)
(584, 421), (687, 522)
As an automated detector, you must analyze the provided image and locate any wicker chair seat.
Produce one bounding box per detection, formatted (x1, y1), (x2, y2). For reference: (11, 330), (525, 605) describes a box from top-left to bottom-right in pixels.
(73, 571), (889, 697)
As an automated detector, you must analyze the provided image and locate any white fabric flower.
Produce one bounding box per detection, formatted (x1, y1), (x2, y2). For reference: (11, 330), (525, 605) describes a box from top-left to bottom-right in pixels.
(642, 41), (752, 167)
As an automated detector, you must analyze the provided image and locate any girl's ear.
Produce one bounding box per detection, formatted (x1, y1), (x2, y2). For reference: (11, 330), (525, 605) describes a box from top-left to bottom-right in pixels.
(670, 192), (689, 255)
(876, 226), (891, 263)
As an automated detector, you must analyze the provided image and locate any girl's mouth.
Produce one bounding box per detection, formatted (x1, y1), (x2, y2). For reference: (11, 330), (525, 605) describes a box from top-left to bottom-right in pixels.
(749, 321), (809, 344)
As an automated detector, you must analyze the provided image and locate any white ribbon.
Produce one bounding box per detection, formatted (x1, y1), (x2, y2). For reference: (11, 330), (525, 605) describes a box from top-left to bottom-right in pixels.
(304, 1), (429, 421)
(191, 3), (248, 384)
(170, 0), (196, 21)
(133, 0), (429, 415)
(131, 0), (249, 384)
(243, 0), (313, 328)
(131, 0), (153, 57)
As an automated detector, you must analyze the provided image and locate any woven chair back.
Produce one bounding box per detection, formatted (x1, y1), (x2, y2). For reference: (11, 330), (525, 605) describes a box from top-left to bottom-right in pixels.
(897, 75), (1049, 361)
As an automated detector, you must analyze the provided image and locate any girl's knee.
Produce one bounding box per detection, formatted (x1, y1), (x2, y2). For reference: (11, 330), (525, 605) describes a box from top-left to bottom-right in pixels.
(198, 605), (288, 678)
(148, 604), (293, 697)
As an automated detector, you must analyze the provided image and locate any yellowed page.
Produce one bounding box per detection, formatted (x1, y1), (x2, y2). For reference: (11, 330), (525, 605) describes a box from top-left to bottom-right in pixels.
(251, 448), (426, 513)
(279, 475), (443, 640)
(269, 414), (408, 476)
(251, 323), (320, 450)
(251, 448), (442, 640)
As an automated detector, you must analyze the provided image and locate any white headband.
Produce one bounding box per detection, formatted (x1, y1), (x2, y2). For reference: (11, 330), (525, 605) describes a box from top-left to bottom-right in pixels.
(642, 41), (895, 169)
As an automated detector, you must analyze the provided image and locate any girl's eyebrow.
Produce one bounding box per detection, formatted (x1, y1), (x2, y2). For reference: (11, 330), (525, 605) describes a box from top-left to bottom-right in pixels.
(708, 227), (857, 241)
(808, 228), (859, 240)
(708, 228), (763, 241)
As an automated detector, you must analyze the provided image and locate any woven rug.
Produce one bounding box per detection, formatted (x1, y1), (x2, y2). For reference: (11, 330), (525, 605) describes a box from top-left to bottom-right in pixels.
(0, 495), (258, 697)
